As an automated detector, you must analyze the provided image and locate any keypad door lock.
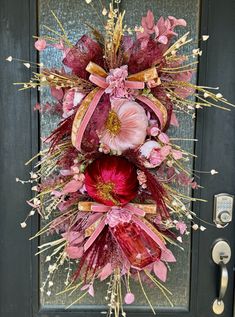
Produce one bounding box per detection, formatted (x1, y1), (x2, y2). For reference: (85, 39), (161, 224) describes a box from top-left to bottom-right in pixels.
(213, 193), (233, 227)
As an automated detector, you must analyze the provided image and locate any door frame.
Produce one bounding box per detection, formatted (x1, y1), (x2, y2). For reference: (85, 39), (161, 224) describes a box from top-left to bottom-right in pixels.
(0, 1), (235, 316)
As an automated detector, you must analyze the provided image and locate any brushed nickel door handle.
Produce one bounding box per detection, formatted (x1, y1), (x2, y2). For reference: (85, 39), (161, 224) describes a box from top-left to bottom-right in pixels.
(211, 240), (231, 315)
(218, 260), (228, 301)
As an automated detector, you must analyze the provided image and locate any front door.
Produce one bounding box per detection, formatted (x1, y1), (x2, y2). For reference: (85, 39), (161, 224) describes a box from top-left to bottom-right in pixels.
(0, 0), (235, 317)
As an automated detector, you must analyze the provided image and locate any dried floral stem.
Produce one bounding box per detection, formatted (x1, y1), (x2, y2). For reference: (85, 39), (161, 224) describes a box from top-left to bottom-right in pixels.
(137, 272), (156, 315)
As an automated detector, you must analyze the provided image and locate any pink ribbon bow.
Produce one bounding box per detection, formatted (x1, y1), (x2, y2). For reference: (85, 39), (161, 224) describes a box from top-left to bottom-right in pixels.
(72, 63), (167, 151)
(83, 203), (166, 252)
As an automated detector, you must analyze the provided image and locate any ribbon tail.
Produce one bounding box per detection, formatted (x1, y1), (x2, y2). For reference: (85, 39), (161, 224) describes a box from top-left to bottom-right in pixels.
(72, 88), (104, 151)
(84, 217), (106, 251)
(132, 215), (166, 250)
(136, 95), (167, 129)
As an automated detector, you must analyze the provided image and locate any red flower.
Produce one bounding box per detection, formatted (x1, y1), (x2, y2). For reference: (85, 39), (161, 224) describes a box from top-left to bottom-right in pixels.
(84, 156), (138, 206)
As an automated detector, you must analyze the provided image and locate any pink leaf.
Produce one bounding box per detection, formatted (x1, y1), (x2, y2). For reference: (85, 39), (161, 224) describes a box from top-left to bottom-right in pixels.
(51, 87), (64, 100)
(66, 246), (83, 259)
(81, 284), (89, 291)
(161, 249), (176, 262)
(81, 284), (95, 297)
(153, 261), (167, 282)
(158, 35), (168, 44)
(141, 10), (155, 34)
(98, 263), (113, 281)
(62, 231), (84, 245)
(88, 284), (94, 297)
(170, 111), (179, 127)
(168, 16), (187, 28)
(63, 180), (82, 194)
(144, 10), (155, 30)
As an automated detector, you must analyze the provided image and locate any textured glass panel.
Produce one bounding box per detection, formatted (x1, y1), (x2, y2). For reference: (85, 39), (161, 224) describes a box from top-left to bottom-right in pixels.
(39, 0), (200, 309)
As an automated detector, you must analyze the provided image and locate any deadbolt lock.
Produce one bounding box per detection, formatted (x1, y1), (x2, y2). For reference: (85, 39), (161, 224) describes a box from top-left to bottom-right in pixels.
(213, 193), (233, 227)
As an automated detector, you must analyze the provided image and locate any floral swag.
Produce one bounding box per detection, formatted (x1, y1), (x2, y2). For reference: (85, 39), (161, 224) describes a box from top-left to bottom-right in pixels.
(10, 3), (234, 316)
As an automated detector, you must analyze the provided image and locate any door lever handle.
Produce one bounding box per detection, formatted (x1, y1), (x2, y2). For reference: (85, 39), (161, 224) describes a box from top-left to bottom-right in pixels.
(211, 241), (231, 315)
(218, 260), (228, 302)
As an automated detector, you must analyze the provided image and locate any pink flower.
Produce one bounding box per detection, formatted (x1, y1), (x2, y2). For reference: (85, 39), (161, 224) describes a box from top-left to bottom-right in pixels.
(140, 140), (159, 158)
(137, 170), (147, 188)
(99, 99), (148, 153)
(34, 39), (47, 51)
(160, 145), (172, 157)
(176, 221), (187, 235)
(62, 88), (84, 118)
(147, 125), (160, 136)
(149, 147), (163, 166)
(149, 145), (171, 166)
(105, 65), (129, 99)
(140, 140), (161, 168)
(105, 207), (132, 228)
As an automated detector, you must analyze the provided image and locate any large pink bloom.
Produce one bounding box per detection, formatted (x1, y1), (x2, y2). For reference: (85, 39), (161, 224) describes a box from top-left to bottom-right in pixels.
(99, 99), (148, 153)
